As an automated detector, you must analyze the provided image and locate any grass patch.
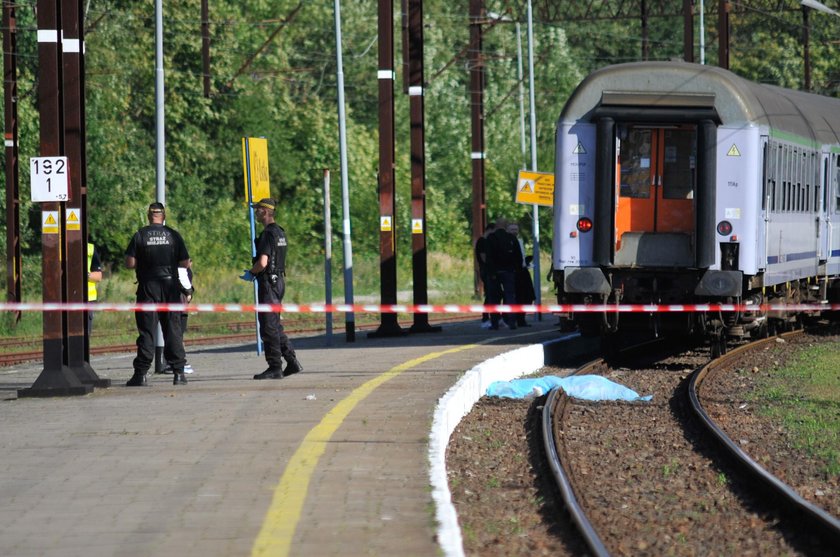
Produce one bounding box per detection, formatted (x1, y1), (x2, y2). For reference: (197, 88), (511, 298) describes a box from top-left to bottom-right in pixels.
(754, 341), (840, 477)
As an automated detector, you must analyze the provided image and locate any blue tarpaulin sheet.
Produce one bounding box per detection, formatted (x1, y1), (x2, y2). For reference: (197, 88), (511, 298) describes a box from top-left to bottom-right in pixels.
(486, 375), (653, 402)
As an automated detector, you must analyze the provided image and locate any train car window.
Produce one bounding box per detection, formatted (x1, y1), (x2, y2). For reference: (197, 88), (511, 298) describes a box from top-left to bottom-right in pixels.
(835, 155), (840, 212)
(770, 143), (781, 212)
(808, 152), (822, 213)
(816, 157), (831, 211)
(762, 142), (771, 211)
(803, 150), (809, 212)
(618, 127), (652, 199)
(661, 129), (695, 200)
(795, 148), (802, 213)
(808, 150), (813, 212)
(789, 146), (796, 212)
(783, 145), (790, 212)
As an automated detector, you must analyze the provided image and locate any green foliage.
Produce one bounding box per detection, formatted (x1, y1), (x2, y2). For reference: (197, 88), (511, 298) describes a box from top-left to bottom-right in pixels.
(3, 2), (840, 308)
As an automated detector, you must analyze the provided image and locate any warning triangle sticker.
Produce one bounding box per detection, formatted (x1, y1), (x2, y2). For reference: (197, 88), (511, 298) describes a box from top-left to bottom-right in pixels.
(519, 179), (534, 194)
(727, 144), (741, 156)
(44, 214), (57, 225)
(573, 142), (587, 154)
(67, 210), (79, 223)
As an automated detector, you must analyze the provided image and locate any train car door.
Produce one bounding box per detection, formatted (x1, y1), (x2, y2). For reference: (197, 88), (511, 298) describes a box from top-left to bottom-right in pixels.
(615, 124), (696, 255)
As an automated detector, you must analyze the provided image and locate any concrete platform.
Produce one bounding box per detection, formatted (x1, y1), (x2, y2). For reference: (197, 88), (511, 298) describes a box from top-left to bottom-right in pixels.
(0, 317), (565, 557)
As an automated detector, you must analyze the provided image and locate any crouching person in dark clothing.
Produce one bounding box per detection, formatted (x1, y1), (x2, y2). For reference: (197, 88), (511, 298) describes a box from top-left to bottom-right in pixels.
(241, 198), (304, 379)
(124, 202), (191, 386)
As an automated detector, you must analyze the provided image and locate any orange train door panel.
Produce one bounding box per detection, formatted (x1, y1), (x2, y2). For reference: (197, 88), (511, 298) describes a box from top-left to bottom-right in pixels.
(657, 128), (695, 233)
(615, 125), (696, 256)
(616, 127), (655, 248)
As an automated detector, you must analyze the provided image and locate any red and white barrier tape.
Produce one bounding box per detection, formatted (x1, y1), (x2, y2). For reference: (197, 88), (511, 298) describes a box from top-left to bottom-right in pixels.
(2, 302), (839, 314)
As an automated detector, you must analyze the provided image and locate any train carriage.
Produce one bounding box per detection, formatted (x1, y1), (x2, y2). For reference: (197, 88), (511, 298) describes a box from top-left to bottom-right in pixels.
(552, 61), (840, 348)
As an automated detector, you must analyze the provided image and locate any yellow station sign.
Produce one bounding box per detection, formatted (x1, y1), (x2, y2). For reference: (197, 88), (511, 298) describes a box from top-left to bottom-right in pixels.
(515, 170), (554, 207)
(242, 137), (271, 203)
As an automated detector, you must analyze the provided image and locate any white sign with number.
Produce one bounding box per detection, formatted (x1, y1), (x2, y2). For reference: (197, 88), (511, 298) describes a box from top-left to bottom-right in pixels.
(30, 156), (69, 202)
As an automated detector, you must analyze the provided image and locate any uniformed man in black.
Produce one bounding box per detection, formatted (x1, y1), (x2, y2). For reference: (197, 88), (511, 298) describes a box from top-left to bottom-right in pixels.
(243, 198), (303, 379)
(125, 203), (191, 386)
(485, 217), (522, 330)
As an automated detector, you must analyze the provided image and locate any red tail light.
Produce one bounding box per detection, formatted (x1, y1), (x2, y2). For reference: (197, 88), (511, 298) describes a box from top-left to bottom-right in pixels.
(577, 217), (593, 232)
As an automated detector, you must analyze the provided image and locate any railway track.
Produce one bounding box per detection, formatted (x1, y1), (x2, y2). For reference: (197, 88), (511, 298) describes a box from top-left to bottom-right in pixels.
(448, 327), (840, 556)
(545, 331), (839, 555)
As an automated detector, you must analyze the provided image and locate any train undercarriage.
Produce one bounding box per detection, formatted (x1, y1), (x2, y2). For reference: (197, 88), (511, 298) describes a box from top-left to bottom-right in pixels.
(554, 269), (840, 358)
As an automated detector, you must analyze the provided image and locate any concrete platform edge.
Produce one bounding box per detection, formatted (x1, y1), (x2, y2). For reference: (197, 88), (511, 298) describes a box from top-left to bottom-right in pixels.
(429, 332), (580, 557)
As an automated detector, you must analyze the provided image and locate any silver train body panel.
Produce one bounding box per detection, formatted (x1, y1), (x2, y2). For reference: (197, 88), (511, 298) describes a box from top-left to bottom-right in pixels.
(552, 61), (840, 334)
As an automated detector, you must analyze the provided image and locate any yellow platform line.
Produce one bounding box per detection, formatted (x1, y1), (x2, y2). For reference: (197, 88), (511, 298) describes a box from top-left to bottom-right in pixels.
(251, 342), (481, 557)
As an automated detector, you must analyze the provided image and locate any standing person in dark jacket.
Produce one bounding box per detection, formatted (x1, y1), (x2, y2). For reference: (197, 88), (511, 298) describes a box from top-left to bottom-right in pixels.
(240, 198), (304, 379)
(474, 223), (495, 327)
(124, 202), (191, 387)
(485, 217), (522, 330)
(507, 222), (535, 327)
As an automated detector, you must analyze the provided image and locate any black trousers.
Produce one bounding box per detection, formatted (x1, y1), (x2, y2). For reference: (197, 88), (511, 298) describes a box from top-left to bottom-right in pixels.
(257, 274), (296, 370)
(133, 279), (186, 373)
(485, 270), (517, 327)
(513, 267), (536, 324)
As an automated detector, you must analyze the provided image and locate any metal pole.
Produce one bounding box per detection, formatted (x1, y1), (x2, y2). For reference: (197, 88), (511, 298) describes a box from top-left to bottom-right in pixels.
(3, 0), (22, 320)
(803, 6), (811, 91)
(683, 0), (694, 63)
(62, 0), (104, 386)
(323, 169), (333, 345)
(526, 0), (541, 314)
(334, 0), (355, 342)
(201, 0), (210, 97)
(718, 0), (729, 70)
(516, 22), (526, 170)
(22, 0), (91, 396)
(407, 0), (439, 334)
(640, 0), (649, 60)
(469, 0), (486, 298)
(699, 0), (705, 64)
(372, 0), (403, 337)
(243, 138), (263, 355)
(155, 0), (165, 204)
(154, 0), (165, 371)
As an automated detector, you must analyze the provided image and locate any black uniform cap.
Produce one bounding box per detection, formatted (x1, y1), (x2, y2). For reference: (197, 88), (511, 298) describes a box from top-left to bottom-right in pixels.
(251, 198), (276, 210)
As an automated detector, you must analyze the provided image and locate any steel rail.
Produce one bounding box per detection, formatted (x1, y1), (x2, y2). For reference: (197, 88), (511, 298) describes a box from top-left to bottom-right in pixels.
(542, 385), (611, 557)
(689, 330), (840, 546)
(540, 337), (672, 556)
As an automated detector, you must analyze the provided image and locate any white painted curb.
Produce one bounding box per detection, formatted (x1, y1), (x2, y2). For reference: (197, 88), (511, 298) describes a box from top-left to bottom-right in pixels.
(429, 334), (576, 556)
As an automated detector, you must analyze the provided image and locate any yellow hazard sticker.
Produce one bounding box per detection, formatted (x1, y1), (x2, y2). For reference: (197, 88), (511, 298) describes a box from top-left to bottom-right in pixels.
(66, 208), (81, 231)
(42, 211), (59, 234)
(727, 144), (741, 156)
(380, 216), (392, 232)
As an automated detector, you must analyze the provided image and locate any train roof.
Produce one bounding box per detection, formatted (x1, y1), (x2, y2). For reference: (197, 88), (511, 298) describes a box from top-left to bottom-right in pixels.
(560, 61), (840, 147)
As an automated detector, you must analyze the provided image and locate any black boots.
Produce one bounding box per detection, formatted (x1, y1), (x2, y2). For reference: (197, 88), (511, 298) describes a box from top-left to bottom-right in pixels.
(126, 372), (148, 387)
(253, 368), (282, 380)
(127, 370), (187, 385)
(284, 356), (303, 376)
(254, 355), (302, 380)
